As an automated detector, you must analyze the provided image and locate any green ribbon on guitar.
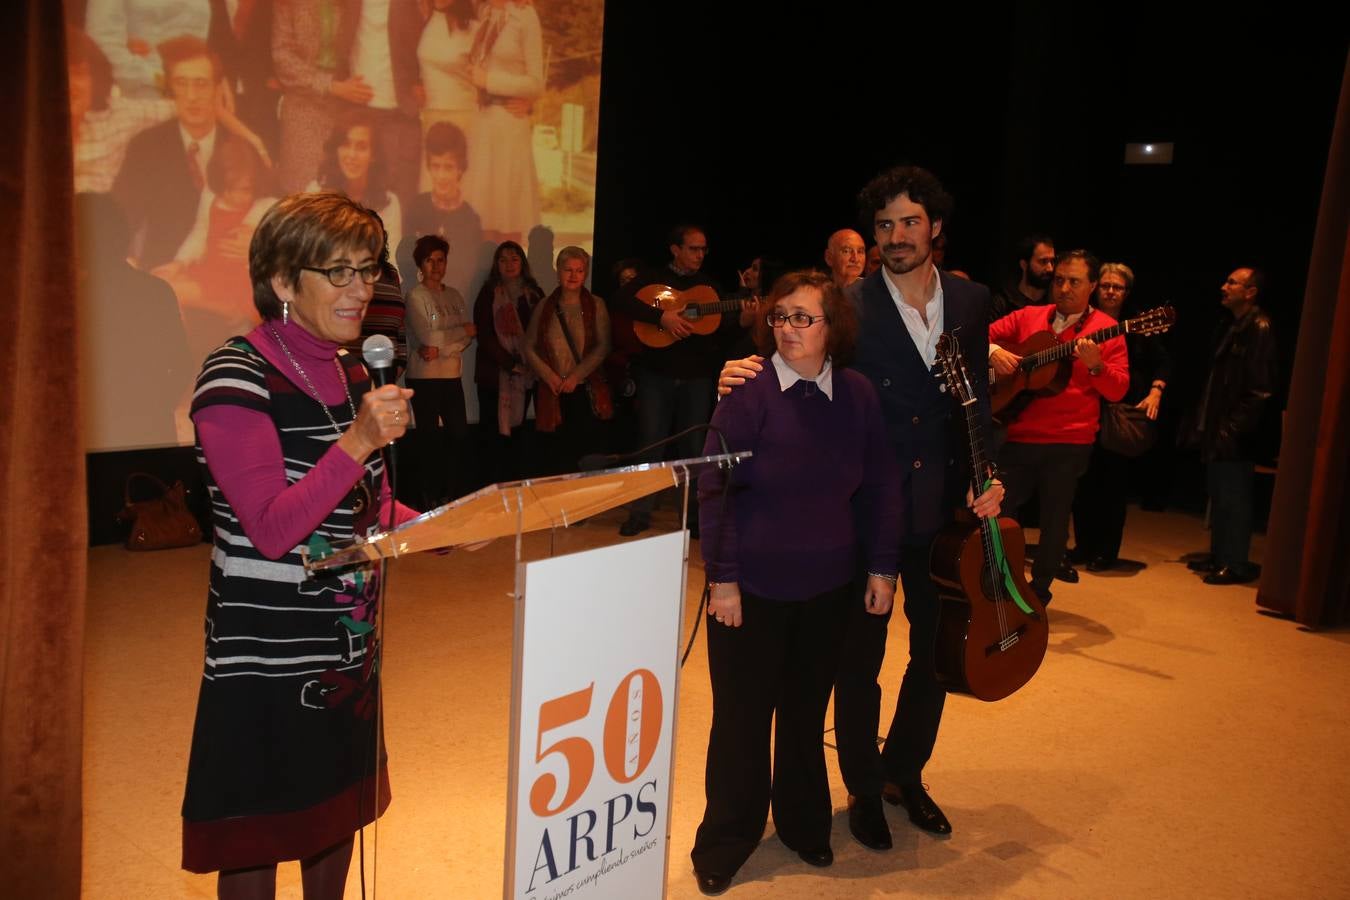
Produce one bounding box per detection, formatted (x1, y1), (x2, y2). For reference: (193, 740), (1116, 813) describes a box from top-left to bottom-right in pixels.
(982, 478), (1036, 615)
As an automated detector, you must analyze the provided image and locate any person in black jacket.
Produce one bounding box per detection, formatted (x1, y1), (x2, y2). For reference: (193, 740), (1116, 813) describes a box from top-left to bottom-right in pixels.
(1186, 267), (1278, 585)
(718, 166), (1004, 852)
(1070, 262), (1173, 571)
(616, 225), (743, 536)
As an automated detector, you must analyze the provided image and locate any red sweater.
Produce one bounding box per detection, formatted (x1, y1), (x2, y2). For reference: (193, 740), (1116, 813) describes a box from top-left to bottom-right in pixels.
(989, 305), (1129, 445)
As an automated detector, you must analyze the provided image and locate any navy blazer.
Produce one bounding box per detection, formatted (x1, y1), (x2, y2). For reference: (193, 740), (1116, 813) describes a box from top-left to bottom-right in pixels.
(112, 119), (203, 270)
(847, 269), (992, 541)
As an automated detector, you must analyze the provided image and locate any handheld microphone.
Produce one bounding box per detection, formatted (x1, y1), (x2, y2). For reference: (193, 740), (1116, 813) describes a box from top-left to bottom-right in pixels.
(362, 334), (400, 524)
(362, 334), (396, 388)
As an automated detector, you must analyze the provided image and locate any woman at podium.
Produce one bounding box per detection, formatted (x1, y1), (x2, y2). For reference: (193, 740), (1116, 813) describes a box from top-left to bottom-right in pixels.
(690, 270), (902, 894)
(180, 192), (419, 897)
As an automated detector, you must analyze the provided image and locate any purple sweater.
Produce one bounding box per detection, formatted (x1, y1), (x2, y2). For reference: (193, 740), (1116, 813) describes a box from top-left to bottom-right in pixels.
(193, 320), (418, 559)
(699, 362), (902, 601)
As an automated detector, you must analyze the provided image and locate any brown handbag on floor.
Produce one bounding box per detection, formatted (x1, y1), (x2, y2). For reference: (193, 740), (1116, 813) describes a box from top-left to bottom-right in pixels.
(117, 473), (203, 550)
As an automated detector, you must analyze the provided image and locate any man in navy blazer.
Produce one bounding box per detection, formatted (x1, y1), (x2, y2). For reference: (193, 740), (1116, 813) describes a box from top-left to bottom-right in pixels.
(112, 36), (222, 270)
(719, 166), (1003, 851)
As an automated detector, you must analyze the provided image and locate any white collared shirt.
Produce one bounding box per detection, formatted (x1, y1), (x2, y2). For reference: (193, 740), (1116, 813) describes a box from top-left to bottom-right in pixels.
(178, 124), (216, 172)
(1052, 310), (1085, 334)
(771, 352), (834, 400)
(882, 264), (944, 368)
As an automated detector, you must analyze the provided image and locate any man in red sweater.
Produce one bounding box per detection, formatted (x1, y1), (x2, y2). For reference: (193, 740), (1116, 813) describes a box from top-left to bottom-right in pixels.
(988, 249), (1129, 603)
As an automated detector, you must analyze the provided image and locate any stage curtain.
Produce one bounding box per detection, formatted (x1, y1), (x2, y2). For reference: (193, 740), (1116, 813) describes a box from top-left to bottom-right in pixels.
(0, 1), (85, 897)
(1257, 50), (1350, 628)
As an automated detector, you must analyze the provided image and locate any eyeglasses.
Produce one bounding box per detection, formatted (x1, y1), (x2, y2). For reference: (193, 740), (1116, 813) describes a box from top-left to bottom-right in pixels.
(302, 264), (382, 287)
(834, 247), (865, 257)
(767, 312), (826, 329)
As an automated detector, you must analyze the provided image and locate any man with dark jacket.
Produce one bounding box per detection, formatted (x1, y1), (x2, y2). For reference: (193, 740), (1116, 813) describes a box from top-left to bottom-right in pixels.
(1188, 268), (1278, 585)
(617, 225), (735, 536)
(989, 234), (1056, 322)
(717, 167), (1004, 850)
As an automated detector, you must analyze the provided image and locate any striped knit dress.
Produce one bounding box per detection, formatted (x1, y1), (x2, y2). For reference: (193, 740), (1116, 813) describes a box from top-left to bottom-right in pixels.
(181, 336), (390, 873)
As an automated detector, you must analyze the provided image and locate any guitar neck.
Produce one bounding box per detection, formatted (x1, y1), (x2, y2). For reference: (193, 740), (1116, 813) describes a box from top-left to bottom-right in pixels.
(688, 298), (752, 315)
(1023, 322), (1125, 369)
(959, 395), (989, 498)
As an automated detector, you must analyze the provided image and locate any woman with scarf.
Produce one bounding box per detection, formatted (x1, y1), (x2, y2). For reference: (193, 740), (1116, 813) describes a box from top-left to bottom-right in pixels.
(523, 246), (612, 476)
(473, 240), (544, 482)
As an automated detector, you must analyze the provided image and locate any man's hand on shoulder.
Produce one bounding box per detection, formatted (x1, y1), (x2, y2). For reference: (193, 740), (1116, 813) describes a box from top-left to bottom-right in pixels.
(718, 355), (764, 397)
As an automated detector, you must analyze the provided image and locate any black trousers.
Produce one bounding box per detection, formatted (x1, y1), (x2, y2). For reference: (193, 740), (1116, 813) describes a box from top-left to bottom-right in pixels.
(539, 390), (608, 476)
(834, 539), (945, 799)
(691, 584), (850, 876)
(406, 377), (469, 507)
(1072, 443), (1131, 562)
(1000, 441), (1093, 601)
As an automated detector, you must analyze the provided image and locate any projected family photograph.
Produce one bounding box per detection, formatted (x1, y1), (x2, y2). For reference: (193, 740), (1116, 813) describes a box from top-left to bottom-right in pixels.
(70, 0), (604, 452)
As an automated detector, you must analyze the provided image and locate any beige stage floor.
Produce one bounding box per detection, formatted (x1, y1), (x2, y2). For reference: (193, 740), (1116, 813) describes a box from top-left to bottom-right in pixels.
(83, 506), (1350, 899)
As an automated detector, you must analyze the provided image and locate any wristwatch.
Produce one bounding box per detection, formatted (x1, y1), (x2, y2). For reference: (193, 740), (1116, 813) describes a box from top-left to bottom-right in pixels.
(1088, 363), (1104, 376)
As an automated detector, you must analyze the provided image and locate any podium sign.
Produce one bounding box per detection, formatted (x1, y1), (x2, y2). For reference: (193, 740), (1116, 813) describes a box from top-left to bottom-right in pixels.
(505, 531), (686, 899)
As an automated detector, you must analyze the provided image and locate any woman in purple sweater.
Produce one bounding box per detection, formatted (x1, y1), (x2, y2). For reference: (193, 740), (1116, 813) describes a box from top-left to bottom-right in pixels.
(181, 192), (418, 898)
(691, 270), (902, 895)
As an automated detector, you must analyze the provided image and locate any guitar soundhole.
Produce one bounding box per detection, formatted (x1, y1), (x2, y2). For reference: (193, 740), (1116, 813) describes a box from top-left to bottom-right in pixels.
(980, 567), (998, 601)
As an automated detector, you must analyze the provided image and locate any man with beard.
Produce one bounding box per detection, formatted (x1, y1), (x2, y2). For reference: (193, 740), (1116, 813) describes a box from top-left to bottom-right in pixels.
(989, 234), (1056, 322)
(823, 228), (866, 288)
(718, 166), (1004, 849)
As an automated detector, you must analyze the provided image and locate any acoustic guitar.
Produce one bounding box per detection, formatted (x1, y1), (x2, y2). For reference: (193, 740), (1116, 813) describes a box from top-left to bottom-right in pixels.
(990, 305), (1176, 420)
(930, 332), (1048, 702)
(631, 284), (756, 349)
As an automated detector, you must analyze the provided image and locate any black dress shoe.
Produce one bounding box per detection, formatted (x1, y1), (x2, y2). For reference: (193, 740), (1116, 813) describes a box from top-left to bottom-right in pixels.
(847, 794), (892, 850)
(695, 871), (733, 896)
(1056, 562), (1080, 583)
(1086, 556), (1116, 573)
(1187, 555), (1218, 572)
(1204, 565), (1259, 585)
(895, 784), (952, 835)
(796, 846), (833, 867)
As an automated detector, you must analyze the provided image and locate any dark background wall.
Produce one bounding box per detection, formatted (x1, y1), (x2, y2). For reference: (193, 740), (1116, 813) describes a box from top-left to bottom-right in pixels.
(588, 2), (1344, 515)
(88, 3), (1347, 543)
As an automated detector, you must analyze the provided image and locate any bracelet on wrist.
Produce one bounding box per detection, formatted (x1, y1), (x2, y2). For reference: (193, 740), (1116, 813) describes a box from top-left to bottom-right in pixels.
(868, 571), (898, 586)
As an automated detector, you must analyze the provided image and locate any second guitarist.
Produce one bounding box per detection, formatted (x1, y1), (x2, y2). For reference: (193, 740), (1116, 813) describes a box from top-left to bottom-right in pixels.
(616, 224), (749, 536)
(988, 249), (1129, 603)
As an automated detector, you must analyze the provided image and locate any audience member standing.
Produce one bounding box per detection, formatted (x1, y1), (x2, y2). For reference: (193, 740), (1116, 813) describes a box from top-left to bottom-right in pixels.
(1185, 267), (1278, 585)
(524, 247), (613, 475)
(405, 234), (476, 506)
(989, 234), (1056, 322)
(1070, 262), (1172, 571)
(473, 240), (544, 482)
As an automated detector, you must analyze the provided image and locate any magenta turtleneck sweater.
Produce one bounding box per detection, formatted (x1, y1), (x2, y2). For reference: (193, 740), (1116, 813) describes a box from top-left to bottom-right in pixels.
(193, 319), (418, 559)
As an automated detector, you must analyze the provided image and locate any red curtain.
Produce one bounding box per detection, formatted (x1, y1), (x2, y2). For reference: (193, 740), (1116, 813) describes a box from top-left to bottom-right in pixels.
(1256, 50), (1350, 628)
(0, 1), (85, 897)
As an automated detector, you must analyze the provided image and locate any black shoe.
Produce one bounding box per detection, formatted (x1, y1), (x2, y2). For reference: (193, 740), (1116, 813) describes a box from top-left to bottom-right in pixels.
(796, 846), (833, 867)
(1204, 565), (1259, 585)
(847, 794), (892, 850)
(1086, 556), (1116, 573)
(695, 871), (733, 896)
(894, 783), (952, 835)
(1187, 555), (1218, 572)
(1056, 562), (1079, 583)
(618, 514), (649, 537)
